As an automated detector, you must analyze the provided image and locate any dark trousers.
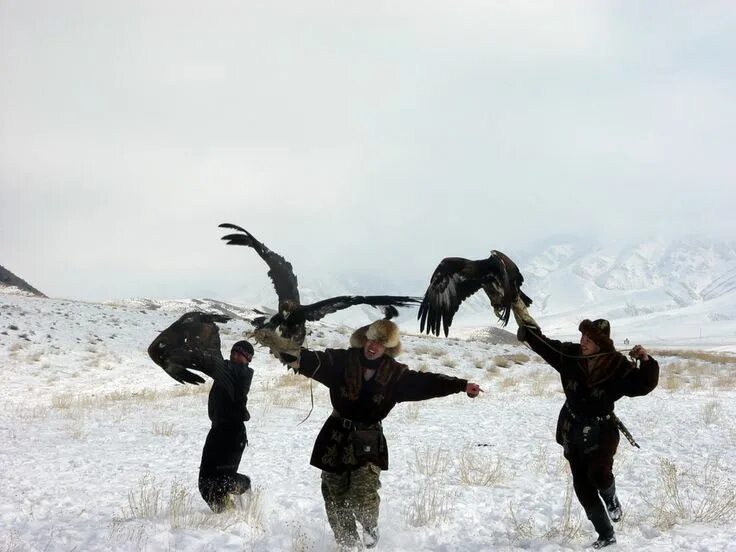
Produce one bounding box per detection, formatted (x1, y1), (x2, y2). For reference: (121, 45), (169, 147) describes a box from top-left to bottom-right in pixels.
(198, 423), (249, 512)
(565, 429), (619, 538)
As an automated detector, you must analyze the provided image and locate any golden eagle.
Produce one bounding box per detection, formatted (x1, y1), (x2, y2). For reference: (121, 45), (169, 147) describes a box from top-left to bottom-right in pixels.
(219, 223), (421, 345)
(148, 311), (230, 384)
(418, 250), (532, 337)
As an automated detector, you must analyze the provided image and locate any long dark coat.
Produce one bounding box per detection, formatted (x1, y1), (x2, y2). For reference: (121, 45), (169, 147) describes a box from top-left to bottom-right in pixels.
(518, 326), (659, 454)
(296, 347), (468, 473)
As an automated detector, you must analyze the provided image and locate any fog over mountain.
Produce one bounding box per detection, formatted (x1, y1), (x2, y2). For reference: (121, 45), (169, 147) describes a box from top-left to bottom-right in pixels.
(3, 235), (735, 349)
(194, 235), (736, 348)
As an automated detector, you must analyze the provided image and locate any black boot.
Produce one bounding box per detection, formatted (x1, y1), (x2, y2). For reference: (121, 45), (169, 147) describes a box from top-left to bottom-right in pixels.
(588, 503), (616, 549)
(232, 473), (251, 494)
(592, 535), (616, 549)
(600, 480), (622, 522)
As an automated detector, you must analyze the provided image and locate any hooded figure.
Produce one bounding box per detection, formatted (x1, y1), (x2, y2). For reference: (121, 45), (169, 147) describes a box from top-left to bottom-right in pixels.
(255, 320), (481, 550)
(514, 308), (659, 550)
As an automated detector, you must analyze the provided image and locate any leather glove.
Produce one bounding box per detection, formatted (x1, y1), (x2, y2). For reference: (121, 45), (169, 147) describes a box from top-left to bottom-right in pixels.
(253, 328), (301, 368)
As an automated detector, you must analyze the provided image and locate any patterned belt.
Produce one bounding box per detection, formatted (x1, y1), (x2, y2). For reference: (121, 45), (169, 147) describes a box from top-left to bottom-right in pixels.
(564, 402), (640, 448)
(564, 401), (613, 423)
(330, 411), (381, 430)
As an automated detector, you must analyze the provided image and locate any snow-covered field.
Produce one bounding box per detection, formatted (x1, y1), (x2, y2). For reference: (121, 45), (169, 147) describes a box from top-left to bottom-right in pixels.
(2, 294), (736, 551)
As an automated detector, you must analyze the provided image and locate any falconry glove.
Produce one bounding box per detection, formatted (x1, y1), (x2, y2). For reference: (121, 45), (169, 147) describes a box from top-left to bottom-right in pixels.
(253, 328), (301, 370)
(510, 295), (540, 344)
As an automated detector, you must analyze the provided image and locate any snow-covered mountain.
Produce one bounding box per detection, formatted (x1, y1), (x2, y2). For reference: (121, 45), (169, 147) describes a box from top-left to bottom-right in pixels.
(520, 236), (736, 316)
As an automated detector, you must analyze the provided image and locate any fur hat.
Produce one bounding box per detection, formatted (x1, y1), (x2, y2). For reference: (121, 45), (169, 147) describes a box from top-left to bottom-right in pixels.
(350, 319), (402, 357)
(578, 319), (614, 352)
(231, 340), (254, 358)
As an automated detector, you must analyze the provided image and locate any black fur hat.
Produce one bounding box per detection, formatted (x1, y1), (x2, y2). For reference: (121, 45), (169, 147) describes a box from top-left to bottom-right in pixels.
(578, 318), (614, 352)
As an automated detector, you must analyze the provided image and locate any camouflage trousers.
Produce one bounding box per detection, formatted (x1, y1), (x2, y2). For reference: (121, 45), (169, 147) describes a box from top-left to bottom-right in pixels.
(321, 463), (382, 546)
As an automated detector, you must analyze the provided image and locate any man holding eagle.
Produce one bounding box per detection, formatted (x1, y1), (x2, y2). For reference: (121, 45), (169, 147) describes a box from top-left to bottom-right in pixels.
(147, 224), (657, 550)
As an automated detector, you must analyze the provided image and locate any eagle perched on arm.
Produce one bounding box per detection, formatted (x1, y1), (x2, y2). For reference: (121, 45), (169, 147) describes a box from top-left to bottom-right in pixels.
(219, 223), (421, 347)
(418, 250), (532, 337)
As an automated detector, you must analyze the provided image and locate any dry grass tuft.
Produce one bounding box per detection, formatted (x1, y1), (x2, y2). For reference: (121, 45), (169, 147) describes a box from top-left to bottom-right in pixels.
(700, 401), (722, 425)
(498, 376), (519, 391)
(403, 485), (456, 527)
(494, 353), (530, 367)
(651, 349), (736, 365)
(508, 475), (582, 543)
(50, 384), (211, 412)
(458, 447), (506, 486)
(412, 446), (452, 477)
(442, 358), (459, 369)
(152, 422), (176, 436)
(644, 457), (736, 529)
(412, 344), (447, 359)
(114, 474), (265, 533)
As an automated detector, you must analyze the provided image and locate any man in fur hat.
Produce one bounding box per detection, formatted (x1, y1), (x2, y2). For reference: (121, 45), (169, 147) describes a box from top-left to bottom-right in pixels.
(513, 304), (659, 549)
(255, 319), (481, 550)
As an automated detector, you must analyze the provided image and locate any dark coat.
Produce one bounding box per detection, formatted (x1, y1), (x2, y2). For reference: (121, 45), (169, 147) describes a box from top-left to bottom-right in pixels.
(297, 347), (468, 473)
(518, 325), (659, 453)
(207, 360), (254, 426)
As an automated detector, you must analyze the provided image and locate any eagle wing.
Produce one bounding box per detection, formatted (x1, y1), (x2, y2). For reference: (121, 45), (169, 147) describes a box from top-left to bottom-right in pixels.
(147, 311), (229, 384)
(219, 223), (300, 306)
(302, 295), (422, 322)
(487, 250), (532, 325)
(418, 257), (487, 336)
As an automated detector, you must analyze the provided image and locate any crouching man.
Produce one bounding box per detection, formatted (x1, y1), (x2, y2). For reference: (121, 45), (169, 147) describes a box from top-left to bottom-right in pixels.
(255, 320), (481, 550)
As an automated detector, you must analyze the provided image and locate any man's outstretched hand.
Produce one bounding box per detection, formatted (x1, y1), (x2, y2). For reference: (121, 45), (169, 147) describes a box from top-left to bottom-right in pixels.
(466, 382), (483, 398)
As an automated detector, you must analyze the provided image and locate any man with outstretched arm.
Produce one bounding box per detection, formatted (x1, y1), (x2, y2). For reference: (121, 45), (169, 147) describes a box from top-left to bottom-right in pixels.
(256, 319), (481, 550)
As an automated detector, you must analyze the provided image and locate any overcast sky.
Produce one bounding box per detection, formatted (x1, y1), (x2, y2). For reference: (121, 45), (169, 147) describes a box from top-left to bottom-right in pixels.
(1, 1), (735, 301)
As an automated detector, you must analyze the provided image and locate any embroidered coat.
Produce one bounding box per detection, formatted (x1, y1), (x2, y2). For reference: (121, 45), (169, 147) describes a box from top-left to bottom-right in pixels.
(296, 347), (468, 473)
(518, 325), (659, 454)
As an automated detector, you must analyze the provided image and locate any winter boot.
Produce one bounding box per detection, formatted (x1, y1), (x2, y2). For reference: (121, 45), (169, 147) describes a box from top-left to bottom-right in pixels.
(600, 480), (622, 522)
(232, 473), (251, 494)
(592, 535), (617, 549)
(363, 526), (380, 549)
(588, 503), (615, 549)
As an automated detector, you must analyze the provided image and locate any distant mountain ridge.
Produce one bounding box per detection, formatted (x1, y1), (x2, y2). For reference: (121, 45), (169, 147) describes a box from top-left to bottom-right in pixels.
(217, 236), (736, 330)
(520, 236), (736, 317)
(0, 265), (46, 297)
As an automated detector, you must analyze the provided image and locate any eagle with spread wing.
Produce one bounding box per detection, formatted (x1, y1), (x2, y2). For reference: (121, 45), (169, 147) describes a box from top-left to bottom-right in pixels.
(148, 311), (231, 384)
(418, 250), (532, 337)
(219, 223), (421, 346)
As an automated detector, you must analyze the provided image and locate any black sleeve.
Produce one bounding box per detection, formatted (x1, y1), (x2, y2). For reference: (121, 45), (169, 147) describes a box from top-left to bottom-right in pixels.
(395, 369), (468, 403)
(621, 357), (659, 397)
(518, 326), (572, 373)
(203, 354), (237, 401)
(295, 348), (342, 388)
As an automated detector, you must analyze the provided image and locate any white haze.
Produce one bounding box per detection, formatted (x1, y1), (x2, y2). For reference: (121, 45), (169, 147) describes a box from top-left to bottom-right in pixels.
(2, 1), (736, 301)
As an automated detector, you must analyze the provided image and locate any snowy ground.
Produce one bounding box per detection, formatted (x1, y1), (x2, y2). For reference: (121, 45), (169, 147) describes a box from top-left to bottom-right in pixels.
(2, 294), (736, 551)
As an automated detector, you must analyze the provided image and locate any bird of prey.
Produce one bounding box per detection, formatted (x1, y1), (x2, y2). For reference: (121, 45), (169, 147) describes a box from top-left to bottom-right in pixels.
(219, 223), (422, 346)
(148, 311), (230, 384)
(418, 250), (532, 337)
